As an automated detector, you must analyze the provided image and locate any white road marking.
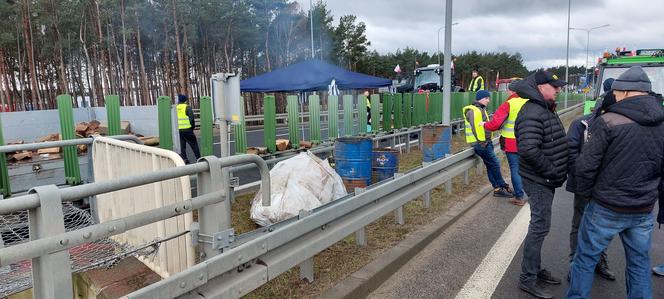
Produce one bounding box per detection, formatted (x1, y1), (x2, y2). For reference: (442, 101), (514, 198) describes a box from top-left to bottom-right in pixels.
(454, 203), (531, 299)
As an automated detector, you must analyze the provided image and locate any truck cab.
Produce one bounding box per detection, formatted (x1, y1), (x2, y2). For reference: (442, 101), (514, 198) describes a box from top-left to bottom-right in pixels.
(397, 64), (462, 93)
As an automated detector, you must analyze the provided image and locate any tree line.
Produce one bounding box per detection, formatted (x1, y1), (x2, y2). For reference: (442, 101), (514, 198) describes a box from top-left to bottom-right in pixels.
(0, 0), (580, 114)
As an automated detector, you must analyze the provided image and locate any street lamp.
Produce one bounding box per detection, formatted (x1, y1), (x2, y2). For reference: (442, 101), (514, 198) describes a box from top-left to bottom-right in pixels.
(570, 24), (610, 95)
(437, 22), (459, 65)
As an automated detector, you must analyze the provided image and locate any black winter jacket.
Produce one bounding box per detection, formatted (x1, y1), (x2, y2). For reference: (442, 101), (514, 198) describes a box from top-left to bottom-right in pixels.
(575, 94), (664, 214)
(513, 76), (569, 188)
(565, 114), (592, 194)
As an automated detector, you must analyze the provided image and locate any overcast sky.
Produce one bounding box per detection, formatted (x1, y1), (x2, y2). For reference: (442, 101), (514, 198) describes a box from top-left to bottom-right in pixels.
(316, 0), (662, 70)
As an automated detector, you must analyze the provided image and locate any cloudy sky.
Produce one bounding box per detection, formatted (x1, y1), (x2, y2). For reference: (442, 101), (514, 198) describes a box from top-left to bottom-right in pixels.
(316, 0), (662, 70)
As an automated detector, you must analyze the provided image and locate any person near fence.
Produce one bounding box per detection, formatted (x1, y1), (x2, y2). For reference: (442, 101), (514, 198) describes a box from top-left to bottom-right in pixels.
(512, 70), (568, 299)
(469, 68), (485, 92)
(483, 83), (527, 206)
(177, 94), (201, 164)
(567, 66), (664, 299)
(564, 78), (617, 283)
(463, 90), (513, 198)
(364, 90), (372, 132)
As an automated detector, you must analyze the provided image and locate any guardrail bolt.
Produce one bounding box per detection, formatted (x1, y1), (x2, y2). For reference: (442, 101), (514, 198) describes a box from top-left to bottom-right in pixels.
(83, 232), (92, 239)
(198, 274), (205, 280)
(179, 281), (187, 288)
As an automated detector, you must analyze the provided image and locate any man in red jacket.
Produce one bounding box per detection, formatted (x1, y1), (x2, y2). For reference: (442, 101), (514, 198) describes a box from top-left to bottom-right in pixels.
(484, 87), (527, 205)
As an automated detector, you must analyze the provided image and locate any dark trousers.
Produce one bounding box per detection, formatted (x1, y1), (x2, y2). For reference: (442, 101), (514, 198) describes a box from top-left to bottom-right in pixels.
(520, 177), (555, 283)
(570, 194), (608, 262)
(179, 130), (201, 163)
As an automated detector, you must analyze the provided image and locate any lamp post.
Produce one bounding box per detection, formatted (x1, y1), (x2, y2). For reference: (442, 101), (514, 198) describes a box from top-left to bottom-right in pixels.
(437, 22), (458, 65)
(564, 0), (571, 108)
(570, 24), (610, 97)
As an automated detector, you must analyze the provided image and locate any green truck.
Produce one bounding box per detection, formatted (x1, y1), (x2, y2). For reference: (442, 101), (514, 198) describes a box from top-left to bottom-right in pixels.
(584, 48), (664, 115)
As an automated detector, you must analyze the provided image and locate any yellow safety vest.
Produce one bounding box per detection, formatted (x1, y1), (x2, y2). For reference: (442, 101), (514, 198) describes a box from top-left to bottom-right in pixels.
(177, 103), (192, 130)
(463, 105), (489, 143)
(500, 97), (528, 139)
(366, 97), (371, 108)
(469, 76), (484, 91)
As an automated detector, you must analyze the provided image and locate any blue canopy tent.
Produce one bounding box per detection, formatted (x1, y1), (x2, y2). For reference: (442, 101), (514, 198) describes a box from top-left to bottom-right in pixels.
(240, 59), (391, 92)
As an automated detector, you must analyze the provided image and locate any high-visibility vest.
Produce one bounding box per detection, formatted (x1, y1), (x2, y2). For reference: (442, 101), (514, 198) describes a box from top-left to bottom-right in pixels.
(463, 105), (489, 143)
(469, 76), (484, 91)
(366, 97), (371, 108)
(177, 103), (192, 130)
(500, 97), (528, 139)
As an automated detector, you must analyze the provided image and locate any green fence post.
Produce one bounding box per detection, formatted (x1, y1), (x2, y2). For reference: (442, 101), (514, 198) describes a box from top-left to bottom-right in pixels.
(309, 94), (321, 143)
(57, 95), (81, 185)
(343, 95), (354, 136)
(382, 93), (392, 131)
(371, 94), (380, 133)
(199, 96), (214, 156)
(403, 93), (413, 127)
(234, 97), (247, 154)
(105, 95), (122, 136)
(158, 96), (174, 150)
(430, 92), (443, 123)
(287, 95), (301, 145)
(393, 93), (403, 129)
(0, 115), (10, 197)
(264, 95), (277, 152)
(413, 93), (426, 125)
(359, 94), (368, 134)
(328, 95), (339, 140)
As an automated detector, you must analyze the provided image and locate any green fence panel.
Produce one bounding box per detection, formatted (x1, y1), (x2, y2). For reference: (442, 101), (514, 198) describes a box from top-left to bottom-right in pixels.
(264, 95), (277, 152)
(0, 115), (10, 197)
(287, 95), (301, 145)
(57, 95), (81, 185)
(158, 96), (174, 150)
(105, 95), (122, 136)
(430, 92), (443, 123)
(328, 95), (339, 140)
(371, 94), (380, 133)
(393, 93), (403, 129)
(382, 93), (392, 131)
(359, 94), (368, 134)
(234, 97), (247, 154)
(343, 95), (354, 136)
(309, 94), (321, 143)
(452, 92), (464, 120)
(199, 96), (214, 156)
(413, 93), (426, 125)
(403, 93), (413, 127)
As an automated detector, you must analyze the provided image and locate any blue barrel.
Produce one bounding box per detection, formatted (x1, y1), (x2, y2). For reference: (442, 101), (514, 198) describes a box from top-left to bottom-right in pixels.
(423, 125), (451, 162)
(372, 149), (399, 183)
(334, 137), (372, 191)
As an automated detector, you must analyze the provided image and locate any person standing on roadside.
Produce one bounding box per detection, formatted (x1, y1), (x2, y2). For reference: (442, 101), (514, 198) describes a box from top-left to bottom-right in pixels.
(513, 70), (568, 299)
(469, 68), (485, 92)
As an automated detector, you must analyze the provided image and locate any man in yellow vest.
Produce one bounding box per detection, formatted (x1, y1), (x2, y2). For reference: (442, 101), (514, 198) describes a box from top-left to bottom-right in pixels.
(463, 90), (512, 197)
(177, 94), (201, 164)
(364, 90), (372, 132)
(484, 86), (527, 205)
(469, 68), (485, 92)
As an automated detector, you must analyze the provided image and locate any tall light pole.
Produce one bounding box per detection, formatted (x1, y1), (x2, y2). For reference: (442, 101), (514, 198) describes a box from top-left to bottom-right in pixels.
(310, 0), (315, 59)
(570, 24), (610, 97)
(564, 0), (571, 108)
(442, 0), (453, 125)
(437, 22), (458, 65)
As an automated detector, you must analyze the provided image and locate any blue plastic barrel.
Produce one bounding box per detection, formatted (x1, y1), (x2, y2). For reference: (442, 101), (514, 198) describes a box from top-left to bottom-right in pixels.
(372, 149), (399, 183)
(334, 137), (372, 191)
(423, 125), (451, 162)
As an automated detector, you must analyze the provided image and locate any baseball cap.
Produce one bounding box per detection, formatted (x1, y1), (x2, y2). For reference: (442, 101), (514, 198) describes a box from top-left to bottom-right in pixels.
(534, 70), (567, 87)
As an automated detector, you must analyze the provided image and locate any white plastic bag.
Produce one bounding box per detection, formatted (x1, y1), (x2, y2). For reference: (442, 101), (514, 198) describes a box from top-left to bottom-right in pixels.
(250, 151), (347, 226)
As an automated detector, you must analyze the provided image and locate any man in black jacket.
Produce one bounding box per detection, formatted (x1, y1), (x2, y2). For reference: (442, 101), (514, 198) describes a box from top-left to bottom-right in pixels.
(566, 66), (664, 299)
(513, 70), (568, 299)
(565, 78), (616, 282)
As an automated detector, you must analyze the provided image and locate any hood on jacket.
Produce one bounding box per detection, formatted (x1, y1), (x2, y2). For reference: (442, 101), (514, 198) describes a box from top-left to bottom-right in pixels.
(509, 74), (553, 109)
(606, 94), (664, 126)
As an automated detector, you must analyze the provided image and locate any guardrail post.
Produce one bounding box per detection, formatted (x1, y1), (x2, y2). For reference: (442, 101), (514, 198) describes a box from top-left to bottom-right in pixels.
(422, 162), (432, 208)
(354, 187), (368, 246)
(394, 173), (405, 224)
(309, 94), (321, 143)
(157, 96), (174, 150)
(199, 96), (214, 156)
(445, 179), (453, 194)
(343, 95), (354, 136)
(464, 169), (470, 185)
(264, 95), (277, 153)
(287, 95), (301, 146)
(234, 97), (247, 154)
(0, 115), (10, 197)
(196, 156), (230, 260)
(299, 257), (315, 283)
(28, 185), (73, 298)
(393, 93), (403, 129)
(359, 94), (368, 134)
(105, 95), (122, 136)
(57, 95), (81, 185)
(328, 95), (339, 140)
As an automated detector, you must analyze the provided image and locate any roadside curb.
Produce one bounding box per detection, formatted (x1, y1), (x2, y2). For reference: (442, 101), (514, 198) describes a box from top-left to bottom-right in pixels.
(319, 184), (494, 299)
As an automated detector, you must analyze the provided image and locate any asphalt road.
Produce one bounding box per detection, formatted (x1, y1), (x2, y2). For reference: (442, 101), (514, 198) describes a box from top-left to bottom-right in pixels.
(369, 184), (664, 299)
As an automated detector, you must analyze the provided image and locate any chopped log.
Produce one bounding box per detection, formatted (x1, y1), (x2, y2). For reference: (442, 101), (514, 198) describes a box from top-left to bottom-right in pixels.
(299, 140), (313, 149)
(276, 139), (290, 151)
(138, 136), (160, 146)
(37, 147), (60, 154)
(12, 151), (33, 161)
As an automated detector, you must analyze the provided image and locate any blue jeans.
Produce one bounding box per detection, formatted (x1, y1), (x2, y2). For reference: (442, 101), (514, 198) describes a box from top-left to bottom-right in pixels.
(505, 152), (524, 198)
(566, 200), (654, 299)
(472, 142), (507, 188)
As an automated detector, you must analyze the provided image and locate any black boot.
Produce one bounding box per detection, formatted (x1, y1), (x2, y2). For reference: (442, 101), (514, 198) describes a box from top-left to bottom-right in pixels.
(595, 255), (616, 281)
(519, 280), (553, 299)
